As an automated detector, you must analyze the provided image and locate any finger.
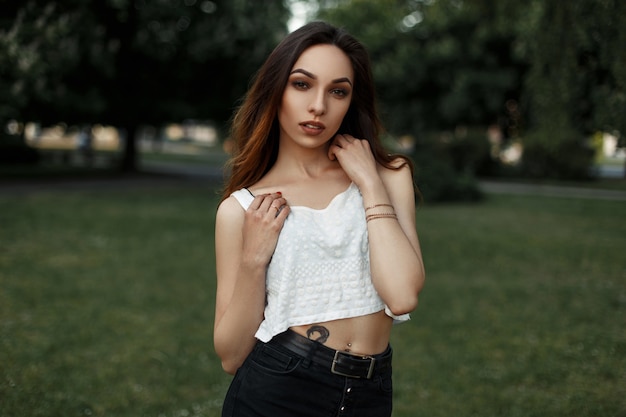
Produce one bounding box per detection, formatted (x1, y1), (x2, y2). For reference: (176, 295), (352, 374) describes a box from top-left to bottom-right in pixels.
(268, 200), (283, 215)
(248, 193), (270, 210)
(327, 144), (337, 161)
(263, 195), (287, 215)
(333, 134), (346, 147)
(274, 204), (290, 222)
(339, 133), (359, 145)
(255, 191), (281, 206)
(340, 133), (355, 143)
(256, 194), (276, 214)
(328, 134), (346, 159)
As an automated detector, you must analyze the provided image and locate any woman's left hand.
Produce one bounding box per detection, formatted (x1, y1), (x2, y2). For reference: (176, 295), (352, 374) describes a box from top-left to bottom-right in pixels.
(328, 134), (378, 187)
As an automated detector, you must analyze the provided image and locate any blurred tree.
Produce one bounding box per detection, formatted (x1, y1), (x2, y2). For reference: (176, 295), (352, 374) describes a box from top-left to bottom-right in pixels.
(314, 0), (527, 136)
(520, 0), (626, 178)
(0, 2), (93, 124)
(311, 0), (528, 200)
(0, 0), (290, 171)
(312, 0), (625, 179)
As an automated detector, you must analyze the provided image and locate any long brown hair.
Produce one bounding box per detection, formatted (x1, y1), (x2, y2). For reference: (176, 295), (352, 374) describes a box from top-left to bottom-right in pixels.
(222, 21), (412, 200)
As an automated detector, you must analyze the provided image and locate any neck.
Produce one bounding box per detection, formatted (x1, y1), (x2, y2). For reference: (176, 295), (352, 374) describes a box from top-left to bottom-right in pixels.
(273, 137), (337, 180)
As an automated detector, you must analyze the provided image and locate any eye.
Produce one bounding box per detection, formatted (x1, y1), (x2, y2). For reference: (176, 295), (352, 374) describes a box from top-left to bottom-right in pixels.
(331, 88), (349, 98)
(292, 80), (309, 90)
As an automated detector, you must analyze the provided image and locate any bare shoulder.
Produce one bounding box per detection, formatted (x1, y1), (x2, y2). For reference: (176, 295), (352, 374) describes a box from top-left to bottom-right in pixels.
(215, 196), (245, 268)
(377, 157), (414, 194)
(216, 195), (245, 228)
(389, 155), (413, 170)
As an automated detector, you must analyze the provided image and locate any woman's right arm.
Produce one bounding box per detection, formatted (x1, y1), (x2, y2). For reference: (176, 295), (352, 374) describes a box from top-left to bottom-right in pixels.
(213, 192), (288, 374)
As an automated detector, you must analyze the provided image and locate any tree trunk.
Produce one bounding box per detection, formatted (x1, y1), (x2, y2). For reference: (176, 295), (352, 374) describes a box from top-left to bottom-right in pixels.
(119, 123), (138, 173)
(110, 0), (139, 174)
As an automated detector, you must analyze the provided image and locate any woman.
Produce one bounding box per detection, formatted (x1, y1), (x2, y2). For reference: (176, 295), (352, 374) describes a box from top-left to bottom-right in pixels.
(214, 21), (425, 417)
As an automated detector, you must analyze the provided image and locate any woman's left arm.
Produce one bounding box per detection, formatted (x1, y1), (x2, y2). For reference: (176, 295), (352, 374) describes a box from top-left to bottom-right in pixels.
(329, 134), (425, 315)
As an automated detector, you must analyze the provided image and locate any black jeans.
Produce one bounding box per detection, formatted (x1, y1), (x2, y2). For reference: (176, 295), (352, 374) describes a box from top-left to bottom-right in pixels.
(221, 330), (393, 417)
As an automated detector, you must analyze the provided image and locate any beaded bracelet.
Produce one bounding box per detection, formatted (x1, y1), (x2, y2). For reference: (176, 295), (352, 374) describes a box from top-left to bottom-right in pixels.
(364, 203), (394, 211)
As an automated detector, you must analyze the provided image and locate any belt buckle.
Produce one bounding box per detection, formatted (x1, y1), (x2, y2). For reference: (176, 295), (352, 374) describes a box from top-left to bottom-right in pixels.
(331, 350), (376, 379)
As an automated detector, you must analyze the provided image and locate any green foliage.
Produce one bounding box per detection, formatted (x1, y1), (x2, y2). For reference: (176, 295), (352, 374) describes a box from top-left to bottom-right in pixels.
(314, 0), (626, 180)
(0, 0), (290, 171)
(0, 1), (103, 123)
(411, 129), (486, 203)
(317, 0), (527, 135)
(316, 0), (524, 195)
(1, 0), (290, 127)
(1, 185), (625, 416)
(3, 0), (625, 178)
(521, 127), (595, 179)
(519, 0), (626, 178)
(414, 155), (482, 203)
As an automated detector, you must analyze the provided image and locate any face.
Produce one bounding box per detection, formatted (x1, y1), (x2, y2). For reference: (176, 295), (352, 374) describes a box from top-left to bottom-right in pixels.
(278, 44), (354, 150)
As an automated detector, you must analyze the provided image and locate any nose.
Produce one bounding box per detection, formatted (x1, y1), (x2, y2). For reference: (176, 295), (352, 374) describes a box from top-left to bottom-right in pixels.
(308, 90), (326, 116)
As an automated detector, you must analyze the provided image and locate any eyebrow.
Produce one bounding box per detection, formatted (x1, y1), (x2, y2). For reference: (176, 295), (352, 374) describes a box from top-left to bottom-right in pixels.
(290, 68), (353, 87)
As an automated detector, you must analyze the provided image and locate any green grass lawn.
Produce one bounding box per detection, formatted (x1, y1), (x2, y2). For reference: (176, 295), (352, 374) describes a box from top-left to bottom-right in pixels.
(1, 183), (624, 417)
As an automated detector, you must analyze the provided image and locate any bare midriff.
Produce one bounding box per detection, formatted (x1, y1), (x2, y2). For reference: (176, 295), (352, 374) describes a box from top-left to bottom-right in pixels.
(290, 310), (393, 356)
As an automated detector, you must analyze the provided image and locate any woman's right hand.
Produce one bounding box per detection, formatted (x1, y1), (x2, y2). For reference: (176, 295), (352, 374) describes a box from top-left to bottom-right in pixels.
(241, 192), (290, 267)
(214, 191), (289, 373)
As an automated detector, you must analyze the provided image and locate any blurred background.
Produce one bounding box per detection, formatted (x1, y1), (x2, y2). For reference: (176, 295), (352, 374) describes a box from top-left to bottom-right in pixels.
(1, 1), (625, 416)
(1, 0), (624, 196)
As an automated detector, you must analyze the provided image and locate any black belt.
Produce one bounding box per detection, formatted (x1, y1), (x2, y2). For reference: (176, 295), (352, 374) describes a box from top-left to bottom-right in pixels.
(269, 330), (392, 379)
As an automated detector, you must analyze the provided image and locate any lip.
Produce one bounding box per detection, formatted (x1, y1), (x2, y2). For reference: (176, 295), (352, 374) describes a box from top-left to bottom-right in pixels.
(299, 121), (326, 136)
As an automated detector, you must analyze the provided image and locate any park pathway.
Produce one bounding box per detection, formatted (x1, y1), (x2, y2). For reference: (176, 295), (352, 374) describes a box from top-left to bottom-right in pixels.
(1, 160), (625, 201)
(479, 180), (626, 201)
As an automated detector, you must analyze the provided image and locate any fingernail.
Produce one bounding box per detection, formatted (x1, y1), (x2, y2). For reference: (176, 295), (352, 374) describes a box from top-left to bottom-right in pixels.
(276, 191), (282, 195)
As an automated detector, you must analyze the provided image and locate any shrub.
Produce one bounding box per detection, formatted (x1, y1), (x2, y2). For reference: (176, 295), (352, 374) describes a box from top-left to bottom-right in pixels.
(410, 130), (485, 203)
(521, 129), (595, 180)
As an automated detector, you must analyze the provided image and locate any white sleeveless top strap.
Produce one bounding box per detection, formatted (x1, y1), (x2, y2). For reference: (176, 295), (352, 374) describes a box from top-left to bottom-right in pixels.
(231, 188), (255, 209)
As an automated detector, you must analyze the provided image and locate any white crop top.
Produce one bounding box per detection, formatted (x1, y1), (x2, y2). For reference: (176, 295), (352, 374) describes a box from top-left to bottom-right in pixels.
(231, 182), (409, 342)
